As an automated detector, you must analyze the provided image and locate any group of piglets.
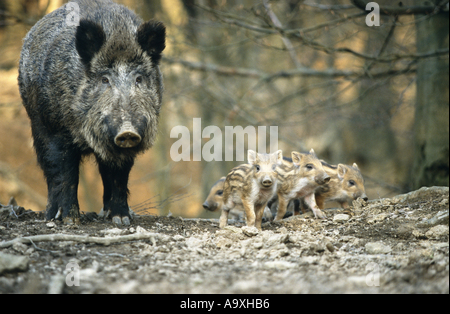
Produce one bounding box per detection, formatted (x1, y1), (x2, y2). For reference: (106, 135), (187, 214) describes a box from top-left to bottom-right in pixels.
(203, 150), (368, 230)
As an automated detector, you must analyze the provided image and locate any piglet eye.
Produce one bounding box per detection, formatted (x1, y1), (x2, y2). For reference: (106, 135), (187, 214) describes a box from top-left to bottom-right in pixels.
(349, 180), (356, 186)
(305, 164), (314, 170)
(255, 165), (261, 172)
(102, 76), (109, 84)
(216, 190), (223, 196)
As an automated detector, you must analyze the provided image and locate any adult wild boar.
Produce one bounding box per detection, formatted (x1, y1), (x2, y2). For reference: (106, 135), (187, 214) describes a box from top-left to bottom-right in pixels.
(18, 0), (166, 225)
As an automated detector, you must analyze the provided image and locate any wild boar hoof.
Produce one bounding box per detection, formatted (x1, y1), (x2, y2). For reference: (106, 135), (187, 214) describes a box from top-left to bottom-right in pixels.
(121, 216), (131, 225)
(63, 216), (80, 225)
(61, 206), (81, 225)
(315, 211), (327, 219)
(112, 216), (131, 226)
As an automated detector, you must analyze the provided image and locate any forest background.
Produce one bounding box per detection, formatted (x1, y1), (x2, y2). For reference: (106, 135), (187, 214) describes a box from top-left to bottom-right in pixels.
(0, 0), (448, 218)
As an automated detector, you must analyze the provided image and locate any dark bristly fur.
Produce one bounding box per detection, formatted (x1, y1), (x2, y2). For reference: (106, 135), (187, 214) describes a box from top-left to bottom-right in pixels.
(18, 0), (166, 225)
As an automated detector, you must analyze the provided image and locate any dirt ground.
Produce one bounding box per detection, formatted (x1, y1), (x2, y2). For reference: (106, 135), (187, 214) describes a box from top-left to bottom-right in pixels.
(0, 186), (448, 294)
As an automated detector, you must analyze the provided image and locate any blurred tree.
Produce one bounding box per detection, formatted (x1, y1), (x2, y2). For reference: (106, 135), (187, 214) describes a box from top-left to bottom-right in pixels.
(0, 1), (7, 29)
(352, 0), (449, 191)
(412, 2), (449, 188)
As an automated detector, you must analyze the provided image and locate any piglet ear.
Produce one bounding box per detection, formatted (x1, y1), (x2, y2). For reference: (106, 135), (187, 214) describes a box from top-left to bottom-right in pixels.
(76, 20), (106, 66)
(274, 150), (283, 164)
(337, 164), (347, 180)
(291, 151), (302, 167)
(247, 150), (257, 165)
(137, 20), (166, 64)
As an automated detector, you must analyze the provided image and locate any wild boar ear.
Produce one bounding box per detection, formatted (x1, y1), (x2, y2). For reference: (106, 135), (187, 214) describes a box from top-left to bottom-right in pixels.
(291, 151), (302, 167)
(337, 164), (347, 180)
(247, 150), (257, 165)
(76, 20), (106, 66)
(352, 163), (360, 170)
(275, 150), (283, 164)
(137, 20), (166, 65)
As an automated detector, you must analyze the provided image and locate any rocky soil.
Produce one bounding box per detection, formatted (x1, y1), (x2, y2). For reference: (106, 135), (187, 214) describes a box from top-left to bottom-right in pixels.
(0, 186), (448, 294)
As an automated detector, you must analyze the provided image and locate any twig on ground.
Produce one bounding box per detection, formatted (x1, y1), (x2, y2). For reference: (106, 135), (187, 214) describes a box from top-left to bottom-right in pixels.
(95, 252), (126, 258)
(28, 239), (59, 254)
(0, 233), (160, 249)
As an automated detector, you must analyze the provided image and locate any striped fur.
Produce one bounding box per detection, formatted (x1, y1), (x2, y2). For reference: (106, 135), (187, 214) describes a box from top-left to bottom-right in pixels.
(274, 149), (330, 220)
(220, 150), (282, 230)
(305, 162), (368, 211)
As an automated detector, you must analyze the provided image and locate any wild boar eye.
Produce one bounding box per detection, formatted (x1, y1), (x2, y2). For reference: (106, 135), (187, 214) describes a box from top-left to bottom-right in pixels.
(135, 76), (143, 85)
(255, 165), (260, 172)
(101, 76), (109, 84)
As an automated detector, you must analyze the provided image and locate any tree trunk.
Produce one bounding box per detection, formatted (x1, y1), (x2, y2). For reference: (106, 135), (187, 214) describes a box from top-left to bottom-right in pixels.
(412, 7), (449, 189)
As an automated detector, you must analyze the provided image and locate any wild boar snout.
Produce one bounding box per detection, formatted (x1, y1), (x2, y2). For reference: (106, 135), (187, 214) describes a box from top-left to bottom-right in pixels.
(360, 193), (368, 201)
(316, 173), (331, 185)
(261, 175), (274, 188)
(115, 130), (142, 148)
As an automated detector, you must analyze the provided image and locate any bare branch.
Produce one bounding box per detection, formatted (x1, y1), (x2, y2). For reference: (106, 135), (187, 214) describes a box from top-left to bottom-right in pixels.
(351, 0), (449, 15)
(365, 16), (398, 73)
(302, 3), (356, 11)
(292, 35), (448, 63)
(194, 5), (448, 63)
(292, 12), (366, 34)
(0, 232), (160, 248)
(163, 56), (418, 80)
(198, 4), (365, 36)
(132, 178), (194, 215)
(262, 0), (302, 69)
(162, 56), (263, 78)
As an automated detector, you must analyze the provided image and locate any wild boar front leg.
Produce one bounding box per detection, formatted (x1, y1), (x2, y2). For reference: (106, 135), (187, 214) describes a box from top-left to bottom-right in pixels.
(97, 158), (133, 226)
(304, 193), (326, 219)
(219, 208), (230, 229)
(242, 198), (256, 227)
(315, 193), (325, 210)
(254, 203), (267, 230)
(274, 194), (288, 221)
(33, 131), (82, 224)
